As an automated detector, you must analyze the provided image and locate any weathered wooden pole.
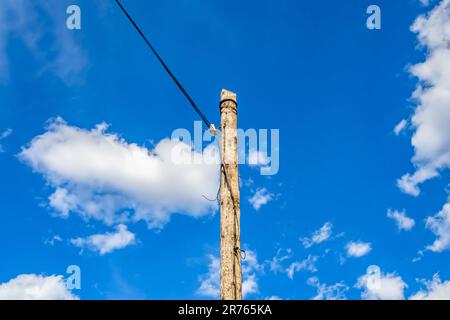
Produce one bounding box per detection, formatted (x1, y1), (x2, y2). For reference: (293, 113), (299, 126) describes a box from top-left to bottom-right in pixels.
(219, 89), (242, 300)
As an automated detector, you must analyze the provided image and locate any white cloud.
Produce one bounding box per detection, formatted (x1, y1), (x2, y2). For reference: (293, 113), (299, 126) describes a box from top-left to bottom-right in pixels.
(346, 241), (372, 258)
(242, 274), (258, 297)
(300, 222), (333, 248)
(424, 200), (450, 252)
(267, 248), (318, 279)
(241, 249), (265, 275)
(357, 267), (450, 300)
(197, 249), (263, 299)
(0, 128), (12, 153)
(248, 188), (274, 211)
(240, 249), (263, 297)
(307, 277), (349, 300)
(398, 0), (450, 196)
(19, 118), (220, 229)
(197, 255), (220, 298)
(0, 274), (78, 300)
(394, 119), (408, 136)
(387, 209), (416, 231)
(356, 266), (407, 300)
(70, 224), (136, 255)
(410, 274), (450, 300)
(0, 0), (88, 84)
(286, 255), (318, 280)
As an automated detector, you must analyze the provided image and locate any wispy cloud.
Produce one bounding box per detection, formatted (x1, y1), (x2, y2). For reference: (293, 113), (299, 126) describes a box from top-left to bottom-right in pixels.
(307, 277), (349, 300)
(44, 234), (63, 246)
(0, 128), (12, 152)
(300, 222), (333, 248)
(266, 248), (320, 280)
(264, 295), (282, 300)
(393, 119), (408, 136)
(420, 0), (432, 6)
(286, 255), (318, 280)
(0, 0), (88, 85)
(267, 248), (293, 273)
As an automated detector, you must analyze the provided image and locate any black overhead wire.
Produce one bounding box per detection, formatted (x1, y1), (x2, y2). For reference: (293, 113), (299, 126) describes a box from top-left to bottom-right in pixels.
(114, 0), (213, 130)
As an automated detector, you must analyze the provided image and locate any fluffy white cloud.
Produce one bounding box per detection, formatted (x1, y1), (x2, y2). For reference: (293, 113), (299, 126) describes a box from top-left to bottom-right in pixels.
(398, 0), (450, 196)
(19, 118), (220, 229)
(300, 222), (333, 248)
(346, 241), (372, 258)
(307, 277), (349, 300)
(286, 255), (318, 280)
(356, 266), (407, 300)
(387, 209), (416, 231)
(0, 274), (78, 300)
(394, 119), (408, 136)
(248, 188), (274, 211)
(197, 249), (263, 298)
(71, 224), (136, 255)
(410, 274), (450, 299)
(357, 267), (450, 300)
(425, 200), (450, 252)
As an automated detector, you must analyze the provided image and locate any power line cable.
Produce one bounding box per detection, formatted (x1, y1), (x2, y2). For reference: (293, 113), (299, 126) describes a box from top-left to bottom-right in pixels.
(114, 0), (216, 133)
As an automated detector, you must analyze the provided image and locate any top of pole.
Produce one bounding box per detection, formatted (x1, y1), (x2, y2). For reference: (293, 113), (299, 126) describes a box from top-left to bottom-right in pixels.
(220, 89), (237, 107)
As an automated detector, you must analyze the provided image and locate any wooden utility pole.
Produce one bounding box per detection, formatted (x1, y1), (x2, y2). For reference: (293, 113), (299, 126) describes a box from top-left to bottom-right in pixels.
(219, 89), (242, 300)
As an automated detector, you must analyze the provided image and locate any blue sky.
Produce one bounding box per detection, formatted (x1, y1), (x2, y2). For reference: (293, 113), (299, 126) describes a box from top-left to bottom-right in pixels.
(1, 0), (450, 300)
